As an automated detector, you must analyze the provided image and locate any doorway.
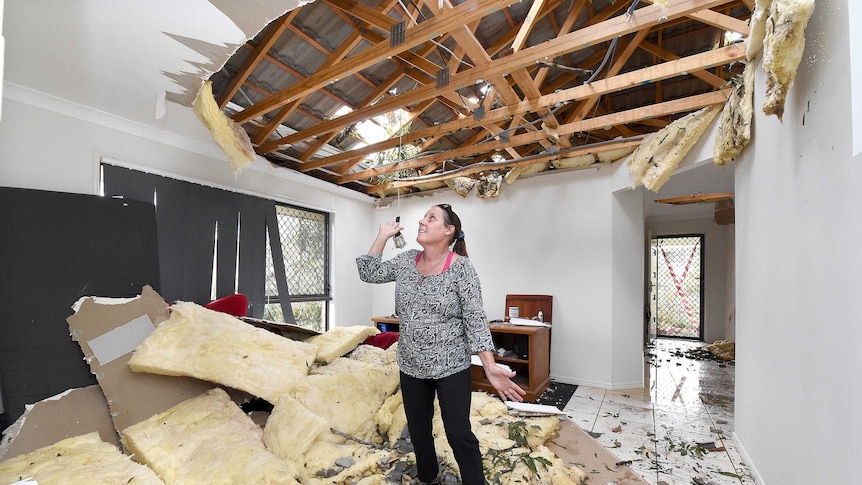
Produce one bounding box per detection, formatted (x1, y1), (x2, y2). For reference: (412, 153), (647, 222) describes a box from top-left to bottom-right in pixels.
(648, 235), (704, 340)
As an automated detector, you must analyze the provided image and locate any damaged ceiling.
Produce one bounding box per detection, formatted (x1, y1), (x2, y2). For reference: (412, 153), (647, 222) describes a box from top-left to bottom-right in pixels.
(207, 0), (753, 198)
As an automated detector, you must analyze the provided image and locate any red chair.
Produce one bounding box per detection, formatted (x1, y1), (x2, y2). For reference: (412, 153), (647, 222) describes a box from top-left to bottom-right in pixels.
(204, 293), (249, 317)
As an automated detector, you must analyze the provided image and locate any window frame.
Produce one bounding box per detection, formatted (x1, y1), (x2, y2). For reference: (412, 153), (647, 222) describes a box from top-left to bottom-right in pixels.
(264, 202), (331, 331)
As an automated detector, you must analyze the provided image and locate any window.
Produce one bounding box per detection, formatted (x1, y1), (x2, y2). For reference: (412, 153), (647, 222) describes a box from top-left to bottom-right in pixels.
(264, 203), (330, 331)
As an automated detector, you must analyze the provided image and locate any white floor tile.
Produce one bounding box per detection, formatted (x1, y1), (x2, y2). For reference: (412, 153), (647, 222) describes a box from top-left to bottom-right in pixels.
(590, 419), (657, 464)
(605, 389), (653, 409)
(560, 338), (738, 485)
(564, 410), (597, 431)
(571, 385), (606, 401)
(563, 393), (602, 415)
(654, 409), (718, 440)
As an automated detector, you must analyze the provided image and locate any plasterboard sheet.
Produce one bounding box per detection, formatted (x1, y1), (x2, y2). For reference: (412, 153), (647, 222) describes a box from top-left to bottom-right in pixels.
(548, 419), (649, 485)
(67, 286), (216, 433)
(0, 385), (116, 462)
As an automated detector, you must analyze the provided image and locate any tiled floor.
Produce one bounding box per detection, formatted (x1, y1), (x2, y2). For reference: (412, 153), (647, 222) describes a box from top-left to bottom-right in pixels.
(562, 338), (754, 485)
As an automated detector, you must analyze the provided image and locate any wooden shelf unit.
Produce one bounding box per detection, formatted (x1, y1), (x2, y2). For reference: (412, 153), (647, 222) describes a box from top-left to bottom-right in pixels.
(473, 294), (553, 401)
(373, 294), (553, 402)
(505, 294), (553, 323)
(471, 322), (551, 401)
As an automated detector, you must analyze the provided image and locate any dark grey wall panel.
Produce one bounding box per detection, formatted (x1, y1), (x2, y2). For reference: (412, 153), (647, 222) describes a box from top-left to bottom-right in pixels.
(0, 187), (160, 429)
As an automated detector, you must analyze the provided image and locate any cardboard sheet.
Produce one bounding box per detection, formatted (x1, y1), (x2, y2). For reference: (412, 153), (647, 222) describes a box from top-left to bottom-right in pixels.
(0, 385), (116, 462)
(66, 286), (217, 433)
(548, 419), (648, 485)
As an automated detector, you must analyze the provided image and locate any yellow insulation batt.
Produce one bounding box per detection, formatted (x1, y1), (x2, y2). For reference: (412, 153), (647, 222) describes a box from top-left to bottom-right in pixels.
(121, 388), (298, 485)
(627, 105), (722, 192)
(760, 0), (816, 120)
(445, 176), (476, 197)
(0, 432), (166, 485)
(263, 394), (330, 462)
(127, 301), (317, 403)
(714, 61), (755, 166)
(305, 325), (381, 364)
(193, 80), (256, 174)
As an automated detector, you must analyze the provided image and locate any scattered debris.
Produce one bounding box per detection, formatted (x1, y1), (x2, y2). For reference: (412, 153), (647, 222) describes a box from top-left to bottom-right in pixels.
(706, 340), (735, 361)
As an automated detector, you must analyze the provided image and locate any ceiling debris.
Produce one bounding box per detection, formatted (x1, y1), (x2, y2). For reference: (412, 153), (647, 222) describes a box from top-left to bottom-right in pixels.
(476, 172), (504, 199)
(706, 340), (736, 360)
(626, 104), (722, 192)
(655, 192), (734, 204)
(121, 301), (592, 483)
(446, 176), (477, 197)
(193, 80), (256, 174)
(713, 61), (755, 166)
(746, 0), (816, 121)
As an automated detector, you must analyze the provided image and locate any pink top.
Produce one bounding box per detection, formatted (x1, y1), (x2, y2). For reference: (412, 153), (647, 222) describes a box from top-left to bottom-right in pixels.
(415, 251), (455, 272)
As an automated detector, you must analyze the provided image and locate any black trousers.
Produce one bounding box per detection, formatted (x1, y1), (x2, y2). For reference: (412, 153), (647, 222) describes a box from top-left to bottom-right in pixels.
(400, 368), (485, 485)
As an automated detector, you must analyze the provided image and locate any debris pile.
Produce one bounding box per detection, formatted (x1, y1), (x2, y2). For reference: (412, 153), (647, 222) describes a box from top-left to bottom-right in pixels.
(706, 340), (736, 361)
(0, 296), (588, 485)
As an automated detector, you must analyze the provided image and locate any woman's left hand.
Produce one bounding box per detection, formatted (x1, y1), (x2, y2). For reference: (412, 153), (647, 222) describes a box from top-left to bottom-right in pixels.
(478, 351), (527, 402)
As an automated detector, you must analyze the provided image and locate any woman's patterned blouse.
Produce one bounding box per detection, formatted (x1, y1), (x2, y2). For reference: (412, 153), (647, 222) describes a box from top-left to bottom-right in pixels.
(356, 250), (495, 379)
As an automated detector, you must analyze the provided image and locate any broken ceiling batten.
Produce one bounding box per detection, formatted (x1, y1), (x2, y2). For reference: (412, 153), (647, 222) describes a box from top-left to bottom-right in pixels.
(656, 193), (734, 205)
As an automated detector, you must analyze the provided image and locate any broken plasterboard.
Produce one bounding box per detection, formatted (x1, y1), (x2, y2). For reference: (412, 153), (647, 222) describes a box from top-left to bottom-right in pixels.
(66, 285), (219, 433)
(548, 419), (649, 484)
(0, 385), (116, 462)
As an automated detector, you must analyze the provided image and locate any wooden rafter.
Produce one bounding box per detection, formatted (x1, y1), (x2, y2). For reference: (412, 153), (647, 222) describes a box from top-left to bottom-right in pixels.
(341, 89), (732, 186)
(207, 0), (752, 196)
(233, 0), (522, 124)
(295, 42), (743, 175)
(255, 0), (736, 157)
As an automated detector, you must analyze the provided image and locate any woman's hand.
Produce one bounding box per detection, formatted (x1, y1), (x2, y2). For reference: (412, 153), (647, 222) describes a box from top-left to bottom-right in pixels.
(368, 220), (404, 254)
(377, 220), (403, 239)
(478, 350), (527, 402)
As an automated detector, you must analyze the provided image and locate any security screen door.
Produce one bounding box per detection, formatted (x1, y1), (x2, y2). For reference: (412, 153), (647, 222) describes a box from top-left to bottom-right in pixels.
(649, 235), (704, 340)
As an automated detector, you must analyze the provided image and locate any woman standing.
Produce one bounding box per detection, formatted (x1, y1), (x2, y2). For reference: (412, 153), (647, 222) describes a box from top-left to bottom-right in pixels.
(356, 204), (526, 485)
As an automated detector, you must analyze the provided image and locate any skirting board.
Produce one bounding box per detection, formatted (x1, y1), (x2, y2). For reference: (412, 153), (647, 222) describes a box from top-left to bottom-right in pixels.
(551, 374), (644, 391)
(731, 431), (764, 485)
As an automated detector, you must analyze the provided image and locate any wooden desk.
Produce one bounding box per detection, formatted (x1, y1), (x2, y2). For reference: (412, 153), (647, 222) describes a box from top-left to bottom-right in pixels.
(471, 322), (551, 401)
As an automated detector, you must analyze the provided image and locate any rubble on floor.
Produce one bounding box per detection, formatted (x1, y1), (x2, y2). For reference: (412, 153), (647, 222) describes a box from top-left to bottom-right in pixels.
(1, 293), (601, 485)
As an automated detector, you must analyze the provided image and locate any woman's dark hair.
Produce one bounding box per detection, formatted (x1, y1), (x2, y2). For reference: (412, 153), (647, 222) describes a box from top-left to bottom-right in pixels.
(436, 204), (468, 257)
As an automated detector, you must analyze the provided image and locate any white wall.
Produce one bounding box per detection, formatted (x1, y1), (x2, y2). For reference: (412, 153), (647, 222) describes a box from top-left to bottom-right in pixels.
(369, 161), (645, 389)
(733, 0), (861, 483)
(611, 187), (646, 387)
